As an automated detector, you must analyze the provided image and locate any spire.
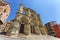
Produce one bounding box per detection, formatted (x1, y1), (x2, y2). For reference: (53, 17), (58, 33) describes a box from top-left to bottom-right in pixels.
(19, 4), (24, 13)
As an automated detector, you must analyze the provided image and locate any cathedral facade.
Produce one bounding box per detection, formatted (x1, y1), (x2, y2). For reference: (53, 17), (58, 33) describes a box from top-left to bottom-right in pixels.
(5, 4), (43, 36)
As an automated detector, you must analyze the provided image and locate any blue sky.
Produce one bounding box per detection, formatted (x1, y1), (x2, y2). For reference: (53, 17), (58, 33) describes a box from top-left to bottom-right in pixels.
(4, 0), (60, 24)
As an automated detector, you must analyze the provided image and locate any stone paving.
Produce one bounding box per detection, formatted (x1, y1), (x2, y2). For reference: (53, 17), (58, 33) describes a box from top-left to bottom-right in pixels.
(0, 35), (60, 40)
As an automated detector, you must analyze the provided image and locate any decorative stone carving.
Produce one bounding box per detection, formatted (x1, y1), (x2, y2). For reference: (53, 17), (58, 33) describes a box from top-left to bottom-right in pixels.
(0, 0), (10, 24)
(24, 24), (31, 35)
(0, 0), (10, 35)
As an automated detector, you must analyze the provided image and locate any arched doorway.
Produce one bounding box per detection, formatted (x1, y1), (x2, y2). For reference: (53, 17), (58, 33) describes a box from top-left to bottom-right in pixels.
(19, 16), (29, 34)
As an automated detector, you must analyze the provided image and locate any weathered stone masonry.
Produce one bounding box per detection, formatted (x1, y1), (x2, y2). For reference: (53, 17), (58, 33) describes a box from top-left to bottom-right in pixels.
(6, 4), (43, 36)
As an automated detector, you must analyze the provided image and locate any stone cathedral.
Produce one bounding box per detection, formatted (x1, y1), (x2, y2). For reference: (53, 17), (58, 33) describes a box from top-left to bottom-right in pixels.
(0, 0), (60, 39)
(4, 4), (43, 36)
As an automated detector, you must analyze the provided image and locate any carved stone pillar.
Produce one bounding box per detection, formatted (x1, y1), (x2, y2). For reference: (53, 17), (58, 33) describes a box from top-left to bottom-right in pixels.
(7, 21), (20, 37)
(34, 26), (41, 35)
(24, 24), (31, 35)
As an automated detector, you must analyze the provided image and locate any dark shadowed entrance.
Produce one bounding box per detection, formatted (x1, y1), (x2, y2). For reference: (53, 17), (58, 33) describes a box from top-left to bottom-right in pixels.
(19, 23), (24, 33)
(0, 20), (3, 25)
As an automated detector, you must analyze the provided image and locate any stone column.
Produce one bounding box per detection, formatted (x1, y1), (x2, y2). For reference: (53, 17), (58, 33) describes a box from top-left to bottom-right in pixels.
(7, 21), (20, 37)
(24, 24), (31, 35)
(34, 26), (41, 35)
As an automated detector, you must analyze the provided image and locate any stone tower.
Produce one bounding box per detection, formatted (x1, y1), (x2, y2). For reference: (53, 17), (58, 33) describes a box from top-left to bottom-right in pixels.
(0, 0), (10, 34)
(0, 0), (10, 24)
